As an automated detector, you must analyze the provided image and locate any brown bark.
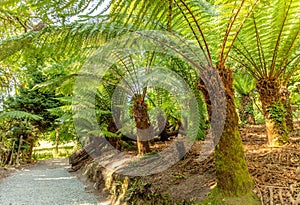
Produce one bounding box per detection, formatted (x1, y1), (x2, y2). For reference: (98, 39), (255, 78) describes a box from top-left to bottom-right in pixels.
(69, 147), (92, 171)
(214, 64), (253, 196)
(256, 78), (288, 146)
(16, 135), (23, 165)
(197, 77), (212, 121)
(9, 141), (15, 165)
(69, 137), (106, 171)
(107, 120), (122, 151)
(280, 86), (294, 132)
(132, 96), (151, 155)
(28, 140), (34, 163)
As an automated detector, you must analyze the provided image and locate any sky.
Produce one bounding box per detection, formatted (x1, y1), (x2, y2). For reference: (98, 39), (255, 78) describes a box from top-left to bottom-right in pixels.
(69, 0), (111, 23)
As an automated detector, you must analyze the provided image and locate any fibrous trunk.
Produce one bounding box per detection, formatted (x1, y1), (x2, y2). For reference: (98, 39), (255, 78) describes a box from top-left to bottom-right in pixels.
(280, 86), (293, 132)
(198, 64), (253, 196)
(239, 94), (255, 125)
(197, 77), (212, 122)
(214, 64), (253, 196)
(132, 96), (150, 155)
(107, 119), (122, 151)
(257, 78), (288, 146)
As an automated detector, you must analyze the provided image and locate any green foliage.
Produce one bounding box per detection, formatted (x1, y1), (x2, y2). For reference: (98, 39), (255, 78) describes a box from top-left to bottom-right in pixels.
(32, 145), (75, 160)
(267, 102), (286, 125)
(233, 70), (256, 96)
(4, 87), (62, 132)
(2, 0), (298, 200)
(0, 118), (39, 165)
(232, 0), (300, 82)
(0, 111), (42, 121)
(266, 102), (289, 139)
(173, 173), (185, 179)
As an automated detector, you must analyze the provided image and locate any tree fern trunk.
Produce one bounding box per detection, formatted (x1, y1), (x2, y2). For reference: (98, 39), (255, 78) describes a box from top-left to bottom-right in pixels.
(257, 78), (288, 146)
(107, 119), (122, 151)
(132, 96), (150, 155)
(280, 86), (293, 132)
(214, 64), (254, 196)
(197, 77), (212, 122)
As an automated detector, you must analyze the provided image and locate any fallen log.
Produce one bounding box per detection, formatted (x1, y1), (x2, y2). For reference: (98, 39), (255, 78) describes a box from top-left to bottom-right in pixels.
(69, 136), (113, 171)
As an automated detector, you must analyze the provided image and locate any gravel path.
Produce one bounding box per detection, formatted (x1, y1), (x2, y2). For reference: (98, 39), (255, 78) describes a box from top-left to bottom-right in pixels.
(0, 159), (106, 205)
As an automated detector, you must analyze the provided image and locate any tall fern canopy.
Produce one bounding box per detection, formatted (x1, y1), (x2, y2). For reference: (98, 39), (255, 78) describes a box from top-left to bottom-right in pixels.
(232, 0), (300, 81)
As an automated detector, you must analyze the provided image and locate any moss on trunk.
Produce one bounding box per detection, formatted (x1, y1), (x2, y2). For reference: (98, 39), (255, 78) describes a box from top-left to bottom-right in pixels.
(280, 86), (294, 132)
(198, 64), (254, 197)
(214, 64), (253, 196)
(257, 78), (288, 146)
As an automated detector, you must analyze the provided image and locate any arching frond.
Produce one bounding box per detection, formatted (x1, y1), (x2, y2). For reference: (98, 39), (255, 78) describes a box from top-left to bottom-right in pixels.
(0, 110), (43, 121)
(233, 70), (256, 96)
(232, 0), (300, 82)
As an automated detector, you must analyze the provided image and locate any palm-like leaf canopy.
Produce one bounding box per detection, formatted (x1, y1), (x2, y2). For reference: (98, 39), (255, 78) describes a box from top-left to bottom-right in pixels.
(231, 0), (300, 84)
(0, 0), (261, 68)
(109, 0), (259, 65)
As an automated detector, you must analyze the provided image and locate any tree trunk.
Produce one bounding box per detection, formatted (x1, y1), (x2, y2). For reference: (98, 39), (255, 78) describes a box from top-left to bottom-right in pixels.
(280, 86), (294, 132)
(214, 64), (254, 196)
(257, 78), (288, 146)
(239, 94), (255, 125)
(16, 135), (23, 165)
(132, 96), (151, 155)
(197, 77), (212, 122)
(28, 140), (34, 163)
(9, 141), (15, 165)
(107, 119), (122, 151)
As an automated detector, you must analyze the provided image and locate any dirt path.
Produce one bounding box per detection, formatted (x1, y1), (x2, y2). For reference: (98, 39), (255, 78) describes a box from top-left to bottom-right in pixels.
(0, 158), (110, 205)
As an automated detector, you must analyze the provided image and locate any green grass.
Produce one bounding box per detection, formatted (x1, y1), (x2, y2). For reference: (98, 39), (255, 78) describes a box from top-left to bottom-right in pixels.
(33, 146), (76, 160)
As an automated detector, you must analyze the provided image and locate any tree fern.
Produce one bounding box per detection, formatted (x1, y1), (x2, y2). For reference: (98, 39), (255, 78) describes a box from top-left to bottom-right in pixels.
(231, 0), (300, 144)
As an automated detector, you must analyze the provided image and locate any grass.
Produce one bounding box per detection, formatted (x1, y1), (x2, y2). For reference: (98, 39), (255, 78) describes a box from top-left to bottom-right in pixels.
(32, 145), (76, 160)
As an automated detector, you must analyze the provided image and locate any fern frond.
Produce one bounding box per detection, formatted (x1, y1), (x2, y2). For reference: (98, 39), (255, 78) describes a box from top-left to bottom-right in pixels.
(0, 111), (43, 121)
(232, 0), (300, 82)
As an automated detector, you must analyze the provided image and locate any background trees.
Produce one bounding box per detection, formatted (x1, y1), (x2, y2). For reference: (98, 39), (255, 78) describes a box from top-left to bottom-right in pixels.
(233, 70), (256, 125)
(0, 0), (299, 203)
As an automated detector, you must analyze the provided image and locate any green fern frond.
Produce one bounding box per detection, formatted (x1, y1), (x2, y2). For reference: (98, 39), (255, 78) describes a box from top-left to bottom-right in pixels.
(232, 0), (300, 82)
(0, 111), (43, 121)
(233, 70), (256, 95)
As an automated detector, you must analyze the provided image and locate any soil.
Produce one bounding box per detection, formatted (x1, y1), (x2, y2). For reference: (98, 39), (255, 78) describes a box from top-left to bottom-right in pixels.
(244, 120), (300, 204)
(0, 162), (33, 182)
(121, 120), (300, 204)
(78, 120), (300, 204)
